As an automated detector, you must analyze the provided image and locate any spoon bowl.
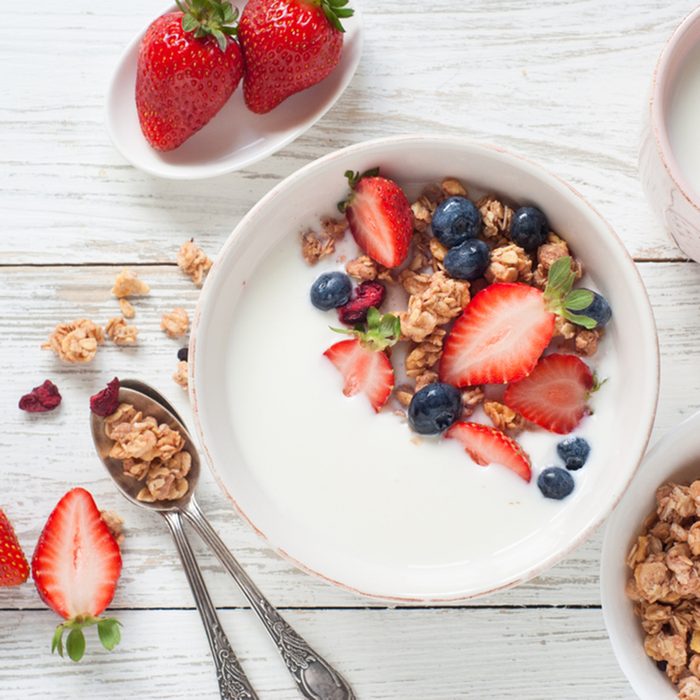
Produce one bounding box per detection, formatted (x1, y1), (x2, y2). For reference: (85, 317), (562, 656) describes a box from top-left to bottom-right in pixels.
(90, 385), (200, 512)
(105, 3), (364, 180)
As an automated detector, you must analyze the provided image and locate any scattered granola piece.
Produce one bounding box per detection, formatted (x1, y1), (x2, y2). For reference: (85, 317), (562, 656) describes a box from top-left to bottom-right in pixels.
(106, 317), (138, 346)
(100, 510), (125, 546)
(406, 329), (446, 378)
(321, 216), (348, 240)
(399, 269), (432, 295)
(111, 268), (150, 298)
(394, 385), (414, 408)
(441, 177), (468, 197)
(553, 315), (577, 340)
(429, 237), (448, 263)
(301, 230), (333, 265)
(18, 380), (62, 413)
(400, 271), (470, 343)
(461, 387), (485, 418)
(484, 243), (533, 284)
(345, 255), (377, 281)
(177, 239), (213, 286)
(119, 298), (135, 319)
(483, 401), (525, 434)
(173, 360), (188, 390)
(411, 197), (433, 233)
(533, 233), (583, 288)
(42, 319), (104, 363)
(477, 196), (513, 239)
(161, 307), (189, 338)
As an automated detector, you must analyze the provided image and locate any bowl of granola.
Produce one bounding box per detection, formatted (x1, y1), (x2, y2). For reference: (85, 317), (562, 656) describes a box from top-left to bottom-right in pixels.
(602, 412), (700, 700)
(191, 135), (659, 601)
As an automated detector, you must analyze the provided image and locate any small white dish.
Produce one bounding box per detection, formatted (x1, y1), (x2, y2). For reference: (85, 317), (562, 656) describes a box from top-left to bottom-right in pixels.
(191, 135), (659, 601)
(601, 411), (700, 700)
(105, 3), (363, 180)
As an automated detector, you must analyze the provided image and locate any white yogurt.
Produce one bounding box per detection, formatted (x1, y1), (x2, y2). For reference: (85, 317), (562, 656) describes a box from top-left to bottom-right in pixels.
(669, 42), (700, 200)
(226, 231), (618, 569)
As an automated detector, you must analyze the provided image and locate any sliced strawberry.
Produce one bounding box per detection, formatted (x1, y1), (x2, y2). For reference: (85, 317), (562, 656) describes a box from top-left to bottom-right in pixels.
(32, 488), (123, 661)
(440, 283), (555, 386)
(0, 509), (29, 587)
(504, 353), (594, 434)
(324, 338), (395, 412)
(446, 422), (532, 482)
(343, 172), (412, 269)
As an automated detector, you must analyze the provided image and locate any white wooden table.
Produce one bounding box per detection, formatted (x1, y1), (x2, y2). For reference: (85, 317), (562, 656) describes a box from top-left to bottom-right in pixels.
(1, 0), (698, 697)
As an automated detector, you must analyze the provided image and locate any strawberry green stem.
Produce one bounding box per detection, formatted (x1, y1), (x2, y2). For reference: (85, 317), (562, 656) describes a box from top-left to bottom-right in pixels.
(51, 615), (122, 662)
(312, 0), (355, 33)
(176, 0), (239, 52)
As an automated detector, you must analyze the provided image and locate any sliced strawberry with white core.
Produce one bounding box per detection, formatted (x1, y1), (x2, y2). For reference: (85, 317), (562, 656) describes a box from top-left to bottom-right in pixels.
(343, 172), (412, 269)
(439, 283), (555, 386)
(324, 338), (395, 412)
(32, 488), (123, 661)
(504, 353), (594, 434)
(445, 421), (532, 482)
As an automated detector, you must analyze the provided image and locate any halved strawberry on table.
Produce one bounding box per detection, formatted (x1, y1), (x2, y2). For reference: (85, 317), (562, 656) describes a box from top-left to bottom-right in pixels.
(324, 308), (400, 412)
(504, 353), (596, 434)
(239, 0), (354, 114)
(0, 509), (29, 587)
(32, 488), (123, 662)
(445, 422), (532, 482)
(440, 256), (599, 387)
(136, 0), (244, 151)
(339, 169), (413, 269)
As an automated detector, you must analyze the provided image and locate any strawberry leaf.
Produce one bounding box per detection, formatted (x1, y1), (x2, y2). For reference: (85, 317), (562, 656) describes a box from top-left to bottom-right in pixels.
(330, 309), (401, 351)
(179, 0), (239, 47)
(97, 618), (122, 652)
(318, 0), (355, 32)
(51, 624), (65, 657)
(66, 628), (86, 663)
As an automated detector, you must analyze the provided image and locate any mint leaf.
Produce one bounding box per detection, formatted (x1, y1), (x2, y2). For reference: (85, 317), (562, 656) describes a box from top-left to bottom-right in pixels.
(564, 289), (594, 311)
(66, 628), (86, 663)
(563, 310), (597, 329)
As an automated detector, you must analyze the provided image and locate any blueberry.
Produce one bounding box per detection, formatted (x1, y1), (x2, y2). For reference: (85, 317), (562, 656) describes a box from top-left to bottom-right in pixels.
(408, 382), (462, 435)
(557, 436), (590, 471)
(510, 206), (549, 249)
(177, 347), (189, 362)
(431, 197), (482, 248)
(444, 239), (491, 281)
(310, 272), (352, 311)
(577, 290), (612, 328)
(537, 467), (575, 500)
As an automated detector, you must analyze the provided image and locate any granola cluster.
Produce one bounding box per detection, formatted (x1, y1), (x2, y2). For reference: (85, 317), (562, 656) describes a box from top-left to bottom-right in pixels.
(111, 268), (150, 298)
(105, 317), (138, 346)
(177, 239), (212, 286)
(104, 403), (190, 502)
(42, 319), (105, 363)
(626, 481), (700, 698)
(161, 307), (189, 338)
(301, 217), (348, 265)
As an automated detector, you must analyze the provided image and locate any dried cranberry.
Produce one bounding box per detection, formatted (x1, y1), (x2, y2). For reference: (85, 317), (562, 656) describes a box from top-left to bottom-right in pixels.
(19, 380), (62, 413)
(337, 281), (386, 325)
(90, 377), (120, 417)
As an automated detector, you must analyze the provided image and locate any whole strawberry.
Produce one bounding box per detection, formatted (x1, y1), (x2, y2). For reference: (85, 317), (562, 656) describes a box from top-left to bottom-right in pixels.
(239, 0), (354, 114)
(136, 0), (243, 151)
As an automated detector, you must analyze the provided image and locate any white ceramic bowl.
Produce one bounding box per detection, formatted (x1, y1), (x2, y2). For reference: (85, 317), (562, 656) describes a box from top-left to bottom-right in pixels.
(105, 3), (363, 180)
(601, 412), (700, 700)
(191, 135), (659, 601)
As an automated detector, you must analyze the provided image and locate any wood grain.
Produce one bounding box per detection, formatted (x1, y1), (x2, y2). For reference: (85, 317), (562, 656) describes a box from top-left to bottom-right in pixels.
(0, 608), (636, 699)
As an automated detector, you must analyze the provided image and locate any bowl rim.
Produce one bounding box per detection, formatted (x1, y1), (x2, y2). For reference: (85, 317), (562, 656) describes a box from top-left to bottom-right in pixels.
(600, 410), (700, 699)
(103, 2), (364, 180)
(190, 134), (660, 601)
(649, 6), (700, 212)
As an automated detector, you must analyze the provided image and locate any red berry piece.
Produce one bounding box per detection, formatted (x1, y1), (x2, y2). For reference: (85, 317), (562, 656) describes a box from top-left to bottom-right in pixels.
(337, 281), (386, 325)
(18, 380), (62, 413)
(90, 378), (121, 417)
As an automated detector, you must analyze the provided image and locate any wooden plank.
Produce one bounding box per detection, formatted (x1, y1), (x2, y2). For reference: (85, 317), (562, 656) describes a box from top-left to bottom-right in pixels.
(0, 0), (696, 263)
(0, 260), (694, 609)
(0, 608), (636, 699)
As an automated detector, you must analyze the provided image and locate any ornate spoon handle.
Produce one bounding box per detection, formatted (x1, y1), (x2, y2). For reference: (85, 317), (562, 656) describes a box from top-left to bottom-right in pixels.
(184, 498), (355, 700)
(162, 511), (258, 700)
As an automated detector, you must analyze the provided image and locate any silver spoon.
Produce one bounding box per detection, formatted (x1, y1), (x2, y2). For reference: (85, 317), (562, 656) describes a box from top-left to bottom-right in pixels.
(91, 385), (257, 699)
(92, 380), (355, 700)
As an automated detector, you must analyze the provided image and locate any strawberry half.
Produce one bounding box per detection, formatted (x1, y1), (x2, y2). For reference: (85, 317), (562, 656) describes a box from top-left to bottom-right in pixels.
(440, 257), (599, 387)
(341, 170), (413, 269)
(324, 308), (400, 412)
(239, 0), (353, 114)
(504, 353), (595, 434)
(32, 488), (123, 662)
(0, 509), (29, 587)
(136, 0), (244, 151)
(445, 422), (532, 482)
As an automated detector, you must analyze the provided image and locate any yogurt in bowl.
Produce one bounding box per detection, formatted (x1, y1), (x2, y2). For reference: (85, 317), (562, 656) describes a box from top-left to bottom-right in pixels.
(192, 136), (659, 601)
